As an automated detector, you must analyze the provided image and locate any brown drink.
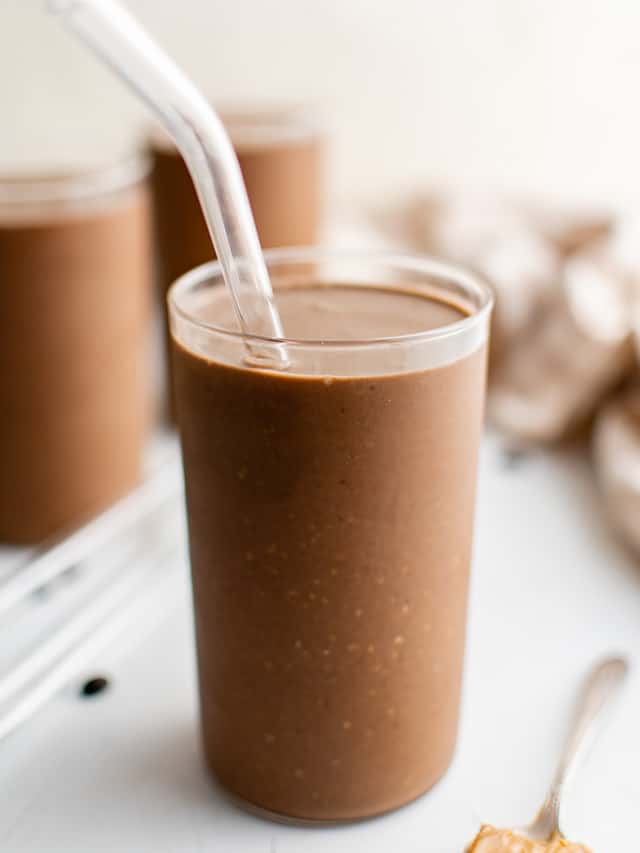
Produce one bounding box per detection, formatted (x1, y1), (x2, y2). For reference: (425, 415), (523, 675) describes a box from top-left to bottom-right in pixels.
(169, 250), (492, 822)
(151, 109), (323, 414)
(0, 157), (152, 544)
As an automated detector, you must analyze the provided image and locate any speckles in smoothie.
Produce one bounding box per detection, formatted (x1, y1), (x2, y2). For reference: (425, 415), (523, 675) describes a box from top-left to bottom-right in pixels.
(177, 288), (481, 817)
(264, 733), (276, 744)
(294, 768), (305, 779)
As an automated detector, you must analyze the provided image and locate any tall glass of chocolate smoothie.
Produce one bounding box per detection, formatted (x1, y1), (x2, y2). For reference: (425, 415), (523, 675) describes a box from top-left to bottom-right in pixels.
(0, 155), (152, 544)
(169, 248), (492, 822)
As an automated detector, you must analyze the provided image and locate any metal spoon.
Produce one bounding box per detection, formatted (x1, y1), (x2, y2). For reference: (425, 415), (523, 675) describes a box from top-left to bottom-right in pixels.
(521, 656), (628, 842)
(470, 656), (629, 851)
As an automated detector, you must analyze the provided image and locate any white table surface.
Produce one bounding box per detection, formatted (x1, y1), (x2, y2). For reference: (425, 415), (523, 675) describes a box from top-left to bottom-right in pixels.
(1, 430), (639, 853)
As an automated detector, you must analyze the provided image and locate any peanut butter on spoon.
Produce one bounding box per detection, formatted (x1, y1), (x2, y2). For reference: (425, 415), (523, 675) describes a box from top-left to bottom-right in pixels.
(467, 825), (591, 853)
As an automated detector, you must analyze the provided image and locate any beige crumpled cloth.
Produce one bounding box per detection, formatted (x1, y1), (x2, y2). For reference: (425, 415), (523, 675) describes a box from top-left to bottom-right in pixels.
(370, 191), (640, 556)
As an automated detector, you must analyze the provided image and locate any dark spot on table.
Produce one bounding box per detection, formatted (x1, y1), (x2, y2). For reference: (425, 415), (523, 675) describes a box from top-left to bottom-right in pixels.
(80, 676), (110, 698)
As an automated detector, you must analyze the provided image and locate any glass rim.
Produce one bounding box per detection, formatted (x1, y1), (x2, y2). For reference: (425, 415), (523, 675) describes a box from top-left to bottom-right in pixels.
(168, 247), (494, 349)
(149, 102), (325, 152)
(0, 151), (151, 207)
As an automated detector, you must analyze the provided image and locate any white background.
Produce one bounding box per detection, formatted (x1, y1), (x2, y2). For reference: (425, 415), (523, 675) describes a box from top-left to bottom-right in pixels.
(3, 0), (640, 207)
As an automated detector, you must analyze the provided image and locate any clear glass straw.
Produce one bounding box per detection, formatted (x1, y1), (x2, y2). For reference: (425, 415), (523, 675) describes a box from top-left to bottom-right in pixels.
(48, 0), (287, 366)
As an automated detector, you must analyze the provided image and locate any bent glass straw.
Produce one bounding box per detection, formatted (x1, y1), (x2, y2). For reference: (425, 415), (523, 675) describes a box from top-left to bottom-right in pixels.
(48, 0), (287, 365)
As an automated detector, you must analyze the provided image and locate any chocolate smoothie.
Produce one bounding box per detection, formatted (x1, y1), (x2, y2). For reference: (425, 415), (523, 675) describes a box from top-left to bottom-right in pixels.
(0, 159), (152, 543)
(150, 109), (323, 414)
(170, 253), (491, 821)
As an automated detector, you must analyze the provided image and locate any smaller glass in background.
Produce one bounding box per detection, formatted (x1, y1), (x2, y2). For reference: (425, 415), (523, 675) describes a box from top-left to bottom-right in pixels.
(0, 155), (153, 544)
(149, 105), (325, 416)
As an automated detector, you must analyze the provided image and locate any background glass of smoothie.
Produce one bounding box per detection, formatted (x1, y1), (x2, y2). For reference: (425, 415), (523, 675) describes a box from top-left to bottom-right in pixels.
(169, 248), (492, 822)
(150, 106), (324, 416)
(0, 155), (152, 544)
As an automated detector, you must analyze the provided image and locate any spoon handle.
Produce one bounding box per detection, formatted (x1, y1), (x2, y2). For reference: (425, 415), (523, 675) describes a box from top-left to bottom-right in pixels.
(534, 656), (628, 837)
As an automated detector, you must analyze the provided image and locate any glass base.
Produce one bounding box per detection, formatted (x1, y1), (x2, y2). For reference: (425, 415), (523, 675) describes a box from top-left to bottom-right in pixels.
(217, 774), (442, 827)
